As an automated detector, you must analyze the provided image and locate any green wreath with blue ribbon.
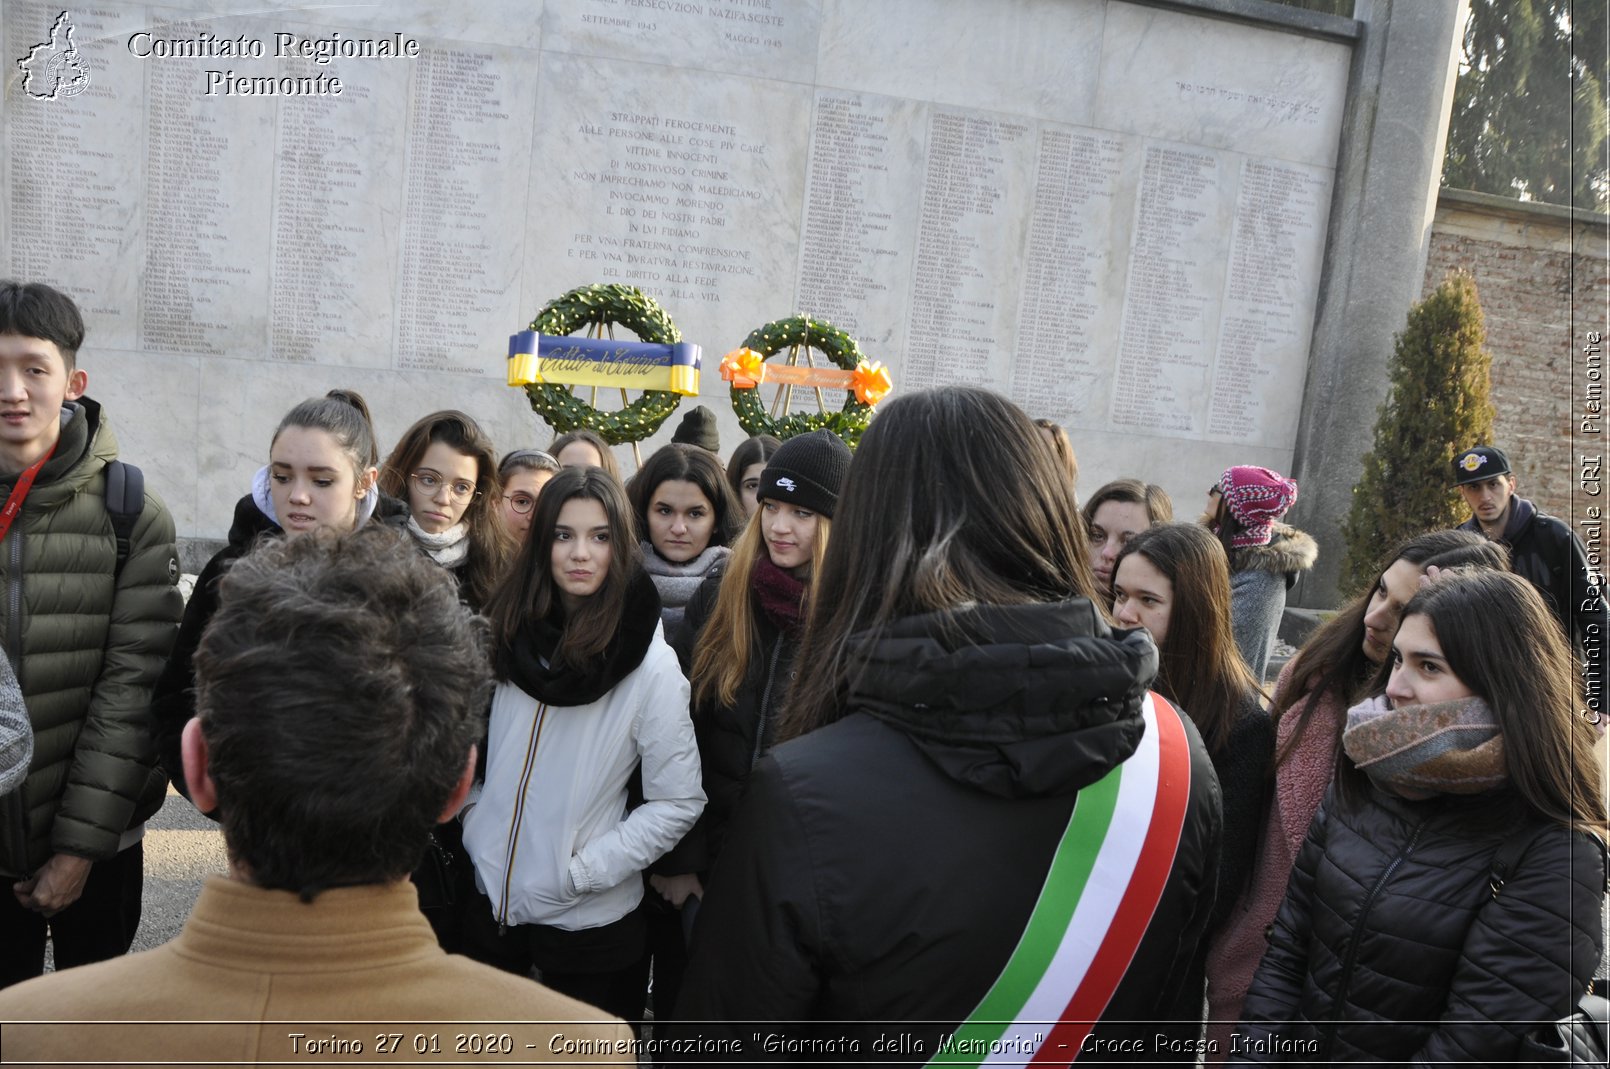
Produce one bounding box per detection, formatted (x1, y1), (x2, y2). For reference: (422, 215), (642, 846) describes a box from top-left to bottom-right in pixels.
(521, 283), (684, 445)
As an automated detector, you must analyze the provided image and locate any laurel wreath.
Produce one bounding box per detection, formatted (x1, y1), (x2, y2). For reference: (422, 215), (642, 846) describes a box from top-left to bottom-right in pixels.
(730, 317), (875, 446)
(521, 283), (684, 445)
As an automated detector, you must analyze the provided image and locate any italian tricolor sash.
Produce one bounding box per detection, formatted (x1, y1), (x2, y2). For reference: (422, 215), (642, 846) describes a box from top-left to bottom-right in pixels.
(930, 692), (1192, 1066)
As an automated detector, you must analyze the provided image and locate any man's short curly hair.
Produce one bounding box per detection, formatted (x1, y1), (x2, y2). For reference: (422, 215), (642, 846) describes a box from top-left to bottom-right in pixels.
(194, 526), (492, 897)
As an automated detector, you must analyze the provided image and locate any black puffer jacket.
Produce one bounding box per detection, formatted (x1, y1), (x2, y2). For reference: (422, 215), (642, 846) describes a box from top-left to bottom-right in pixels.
(669, 599), (1224, 1060)
(659, 572), (798, 875)
(1234, 784), (1606, 1065)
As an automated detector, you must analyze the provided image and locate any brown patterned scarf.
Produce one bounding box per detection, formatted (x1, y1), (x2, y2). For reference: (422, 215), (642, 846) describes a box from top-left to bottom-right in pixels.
(1342, 694), (1507, 799)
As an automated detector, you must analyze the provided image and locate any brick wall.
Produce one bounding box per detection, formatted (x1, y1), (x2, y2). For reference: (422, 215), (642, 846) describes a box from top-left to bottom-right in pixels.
(1422, 189), (1607, 519)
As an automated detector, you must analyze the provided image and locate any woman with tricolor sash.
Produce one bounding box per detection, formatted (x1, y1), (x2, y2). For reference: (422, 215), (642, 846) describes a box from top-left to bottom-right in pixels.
(1231, 569), (1605, 1064)
(667, 387), (1223, 1062)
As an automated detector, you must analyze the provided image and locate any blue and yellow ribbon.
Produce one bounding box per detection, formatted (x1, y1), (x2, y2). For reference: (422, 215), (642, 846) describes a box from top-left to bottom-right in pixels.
(508, 331), (701, 396)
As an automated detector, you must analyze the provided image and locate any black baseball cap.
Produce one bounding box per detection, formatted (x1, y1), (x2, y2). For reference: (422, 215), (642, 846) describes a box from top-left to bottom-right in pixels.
(1452, 446), (1512, 486)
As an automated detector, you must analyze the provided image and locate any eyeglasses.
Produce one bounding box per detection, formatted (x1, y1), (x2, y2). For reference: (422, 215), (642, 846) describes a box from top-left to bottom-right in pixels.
(502, 491), (537, 515)
(409, 470), (480, 501)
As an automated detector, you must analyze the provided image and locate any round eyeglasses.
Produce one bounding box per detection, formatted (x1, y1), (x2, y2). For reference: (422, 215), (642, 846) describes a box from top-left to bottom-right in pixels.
(501, 491), (537, 515)
(409, 470), (480, 502)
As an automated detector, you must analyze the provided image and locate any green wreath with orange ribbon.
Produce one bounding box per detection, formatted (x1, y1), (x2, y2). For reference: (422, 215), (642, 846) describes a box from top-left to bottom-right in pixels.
(721, 316), (891, 447)
(520, 283), (684, 445)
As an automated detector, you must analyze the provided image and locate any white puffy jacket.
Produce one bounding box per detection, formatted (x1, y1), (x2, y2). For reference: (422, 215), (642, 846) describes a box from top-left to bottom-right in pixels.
(462, 626), (705, 931)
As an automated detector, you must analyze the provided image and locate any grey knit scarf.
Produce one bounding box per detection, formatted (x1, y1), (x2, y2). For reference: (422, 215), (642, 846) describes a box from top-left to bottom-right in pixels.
(641, 541), (730, 631)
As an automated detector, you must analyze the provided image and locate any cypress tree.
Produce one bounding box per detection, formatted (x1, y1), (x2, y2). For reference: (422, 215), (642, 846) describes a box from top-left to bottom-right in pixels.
(1339, 271), (1496, 595)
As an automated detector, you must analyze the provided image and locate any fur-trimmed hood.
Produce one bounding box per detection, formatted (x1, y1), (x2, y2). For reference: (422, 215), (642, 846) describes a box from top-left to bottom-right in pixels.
(1235, 522), (1318, 577)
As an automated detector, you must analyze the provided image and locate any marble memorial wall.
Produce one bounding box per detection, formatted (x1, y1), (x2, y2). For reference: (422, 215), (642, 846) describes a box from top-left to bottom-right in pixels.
(1, 0), (1350, 538)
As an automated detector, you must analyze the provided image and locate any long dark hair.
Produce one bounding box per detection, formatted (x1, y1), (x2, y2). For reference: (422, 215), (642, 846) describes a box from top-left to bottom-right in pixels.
(627, 443), (743, 550)
(1114, 523), (1260, 754)
(379, 410), (515, 609)
(1366, 570), (1605, 835)
(1274, 529), (1507, 767)
(483, 466), (642, 673)
(778, 387), (1104, 742)
(726, 434), (781, 500)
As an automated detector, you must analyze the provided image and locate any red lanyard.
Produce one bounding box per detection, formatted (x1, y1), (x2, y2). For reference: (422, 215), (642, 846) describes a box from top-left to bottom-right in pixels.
(0, 444), (56, 546)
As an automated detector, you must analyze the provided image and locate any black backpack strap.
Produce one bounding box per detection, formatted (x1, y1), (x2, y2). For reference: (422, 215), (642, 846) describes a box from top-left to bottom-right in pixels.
(103, 461), (145, 581)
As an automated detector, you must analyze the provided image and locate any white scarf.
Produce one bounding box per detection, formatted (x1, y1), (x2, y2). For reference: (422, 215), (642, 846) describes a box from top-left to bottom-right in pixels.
(406, 515), (471, 567)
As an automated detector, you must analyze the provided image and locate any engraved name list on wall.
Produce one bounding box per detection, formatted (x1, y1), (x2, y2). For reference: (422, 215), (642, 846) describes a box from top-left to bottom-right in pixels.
(0, 0), (1351, 539)
(1008, 127), (1128, 424)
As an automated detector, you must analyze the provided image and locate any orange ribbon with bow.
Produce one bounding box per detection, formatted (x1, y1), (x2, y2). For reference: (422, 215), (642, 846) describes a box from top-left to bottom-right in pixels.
(719, 348), (768, 388)
(851, 362), (892, 406)
(721, 349), (893, 407)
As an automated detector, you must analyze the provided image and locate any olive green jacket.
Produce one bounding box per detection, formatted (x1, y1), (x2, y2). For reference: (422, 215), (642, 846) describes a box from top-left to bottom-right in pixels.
(0, 399), (181, 878)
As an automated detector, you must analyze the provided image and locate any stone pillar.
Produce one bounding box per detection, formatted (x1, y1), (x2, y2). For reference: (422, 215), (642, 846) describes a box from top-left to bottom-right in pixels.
(1287, 0), (1469, 605)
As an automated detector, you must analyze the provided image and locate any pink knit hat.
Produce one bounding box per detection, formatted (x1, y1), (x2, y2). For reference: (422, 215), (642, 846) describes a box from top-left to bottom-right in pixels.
(1217, 466), (1299, 548)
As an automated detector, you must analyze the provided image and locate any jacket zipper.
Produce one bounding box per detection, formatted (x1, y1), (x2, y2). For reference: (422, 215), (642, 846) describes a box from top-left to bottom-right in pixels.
(750, 635), (787, 771)
(1319, 815), (1431, 1061)
(2, 522), (26, 879)
(8, 522), (23, 673)
(497, 702), (547, 934)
